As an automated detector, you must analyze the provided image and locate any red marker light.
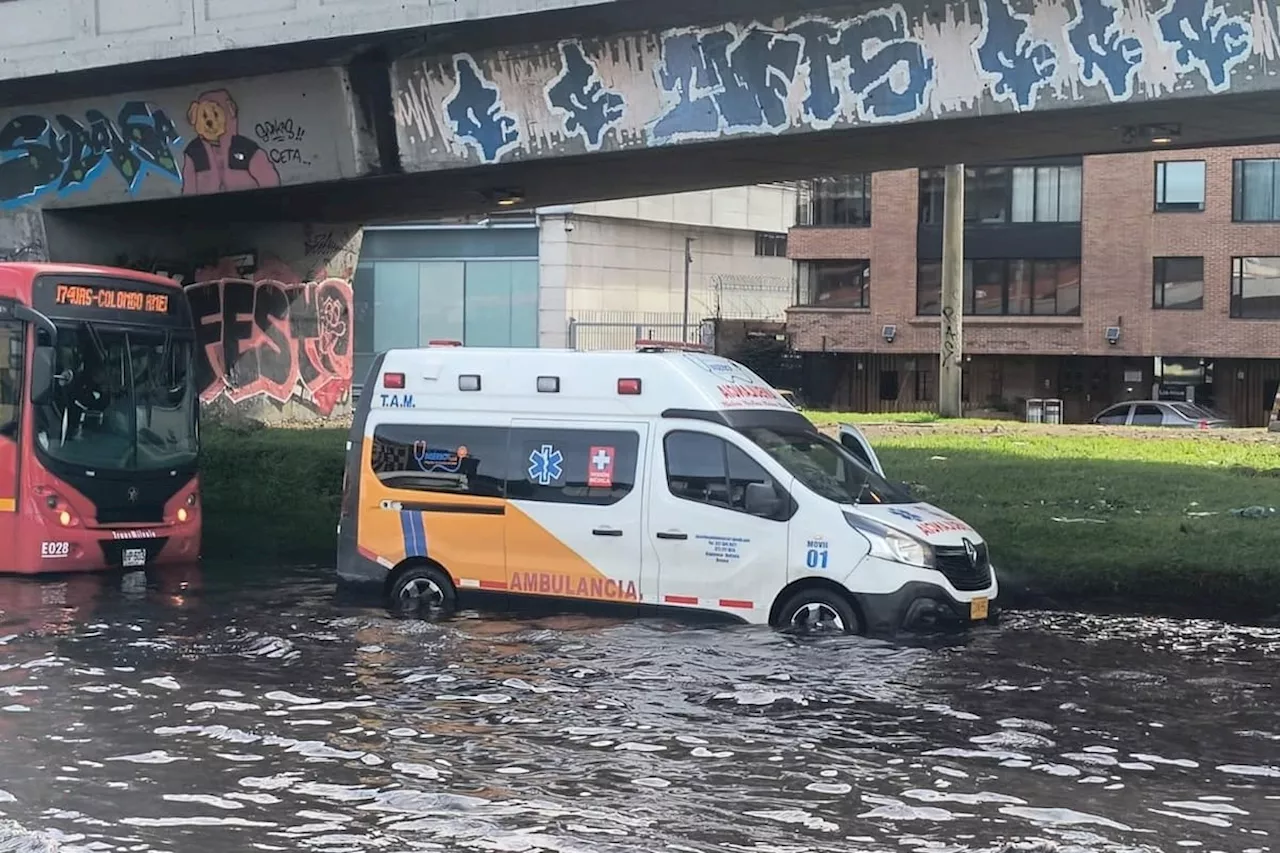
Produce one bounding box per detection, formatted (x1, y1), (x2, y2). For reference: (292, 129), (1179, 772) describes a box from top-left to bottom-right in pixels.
(617, 378), (641, 395)
(1198, 420), (1208, 430)
(383, 372), (405, 389)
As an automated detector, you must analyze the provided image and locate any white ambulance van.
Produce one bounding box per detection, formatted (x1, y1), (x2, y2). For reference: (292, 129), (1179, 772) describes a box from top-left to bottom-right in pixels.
(336, 344), (999, 635)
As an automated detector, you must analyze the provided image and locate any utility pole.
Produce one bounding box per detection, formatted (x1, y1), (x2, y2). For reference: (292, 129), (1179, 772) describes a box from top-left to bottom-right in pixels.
(682, 236), (695, 343)
(939, 164), (964, 418)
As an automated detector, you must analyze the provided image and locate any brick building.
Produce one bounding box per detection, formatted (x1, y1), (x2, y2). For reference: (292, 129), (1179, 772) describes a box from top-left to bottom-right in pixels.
(785, 146), (1280, 427)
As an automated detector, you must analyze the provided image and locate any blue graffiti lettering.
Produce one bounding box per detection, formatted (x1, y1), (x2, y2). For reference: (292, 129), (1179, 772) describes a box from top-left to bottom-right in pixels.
(789, 21), (844, 125)
(650, 26), (802, 143)
(443, 54), (520, 163)
(545, 42), (625, 151)
(650, 12), (933, 143)
(1067, 0), (1144, 100)
(973, 0), (1058, 110)
(0, 101), (181, 209)
(842, 7), (934, 121)
(1155, 0), (1251, 93)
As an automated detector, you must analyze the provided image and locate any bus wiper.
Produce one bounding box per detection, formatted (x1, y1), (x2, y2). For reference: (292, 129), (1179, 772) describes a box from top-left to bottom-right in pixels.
(85, 322), (106, 360)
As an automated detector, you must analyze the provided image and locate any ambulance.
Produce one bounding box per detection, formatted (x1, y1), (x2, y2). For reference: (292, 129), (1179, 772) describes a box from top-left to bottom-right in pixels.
(335, 344), (999, 635)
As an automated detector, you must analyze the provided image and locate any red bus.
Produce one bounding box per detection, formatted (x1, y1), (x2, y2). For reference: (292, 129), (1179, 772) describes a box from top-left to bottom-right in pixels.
(0, 263), (201, 574)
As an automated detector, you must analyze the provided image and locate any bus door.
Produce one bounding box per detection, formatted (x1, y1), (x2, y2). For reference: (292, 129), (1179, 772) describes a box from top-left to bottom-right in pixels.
(0, 303), (28, 566)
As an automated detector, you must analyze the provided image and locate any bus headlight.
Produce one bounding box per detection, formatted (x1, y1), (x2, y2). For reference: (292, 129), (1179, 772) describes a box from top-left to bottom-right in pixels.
(177, 507), (189, 522)
(59, 510), (72, 527)
(844, 512), (936, 569)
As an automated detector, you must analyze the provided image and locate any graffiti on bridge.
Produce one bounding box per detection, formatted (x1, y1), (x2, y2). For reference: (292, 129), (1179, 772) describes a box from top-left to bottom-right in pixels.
(0, 102), (181, 208)
(183, 90), (282, 195)
(185, 278), (353, 416)
(253, 116), (312, 167)
(406, 0), (1256, 163)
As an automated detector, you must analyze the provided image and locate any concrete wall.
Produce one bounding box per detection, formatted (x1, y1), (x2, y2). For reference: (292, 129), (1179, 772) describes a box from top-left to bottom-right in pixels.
(537, 185), (796, 348)
(0, 0), (615, 82)
(393, 0), (1266, 171)
(43, 210), (361, 422)
(0, 67), (369, 212)
(572, 184), (796, 233)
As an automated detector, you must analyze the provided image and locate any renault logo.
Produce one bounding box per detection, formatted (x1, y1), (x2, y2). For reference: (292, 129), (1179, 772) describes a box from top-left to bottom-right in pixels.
(126, 486), (139, 503)
(962, 537), (978, 567)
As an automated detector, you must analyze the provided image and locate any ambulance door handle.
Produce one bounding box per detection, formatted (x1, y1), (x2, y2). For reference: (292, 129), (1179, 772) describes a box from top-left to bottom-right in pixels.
(656, 531), (687, 540)
(592, 527), (623, 537)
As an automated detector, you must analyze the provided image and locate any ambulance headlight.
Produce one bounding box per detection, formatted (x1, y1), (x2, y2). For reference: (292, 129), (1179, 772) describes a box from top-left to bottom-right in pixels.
(844, 512), (935, 569)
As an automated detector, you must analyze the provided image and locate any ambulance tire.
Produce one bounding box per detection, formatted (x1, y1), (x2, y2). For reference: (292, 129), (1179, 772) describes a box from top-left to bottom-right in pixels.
(776, 588), (861, 635)
(387, 563), (457, 617)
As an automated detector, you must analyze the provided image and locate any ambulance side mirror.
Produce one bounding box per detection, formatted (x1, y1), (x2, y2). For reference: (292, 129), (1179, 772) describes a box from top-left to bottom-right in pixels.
(744, 482), (780, 518)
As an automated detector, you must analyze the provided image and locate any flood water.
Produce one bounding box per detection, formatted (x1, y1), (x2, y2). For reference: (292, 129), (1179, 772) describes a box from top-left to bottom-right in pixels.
(0, 564), (1277, 853)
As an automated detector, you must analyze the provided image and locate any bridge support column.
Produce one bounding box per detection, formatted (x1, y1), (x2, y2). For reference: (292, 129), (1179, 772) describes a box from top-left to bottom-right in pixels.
(939, 164), (964, 419)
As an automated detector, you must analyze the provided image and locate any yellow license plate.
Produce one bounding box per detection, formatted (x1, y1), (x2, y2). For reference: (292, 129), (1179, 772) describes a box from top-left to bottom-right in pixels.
(970, 597), (989, 621)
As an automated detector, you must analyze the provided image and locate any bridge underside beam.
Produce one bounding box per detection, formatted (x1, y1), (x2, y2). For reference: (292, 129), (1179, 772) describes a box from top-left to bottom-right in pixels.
(75, 89), (1280, 225)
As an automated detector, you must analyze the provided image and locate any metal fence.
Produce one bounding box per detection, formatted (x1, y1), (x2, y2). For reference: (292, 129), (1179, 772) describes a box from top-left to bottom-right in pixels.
(567, 312), (710, 351)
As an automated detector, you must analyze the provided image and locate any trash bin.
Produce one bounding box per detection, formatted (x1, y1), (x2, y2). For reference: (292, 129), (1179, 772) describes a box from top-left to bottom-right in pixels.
(1026, 398), (1044, 423)
(1044, 398), (1063, 424)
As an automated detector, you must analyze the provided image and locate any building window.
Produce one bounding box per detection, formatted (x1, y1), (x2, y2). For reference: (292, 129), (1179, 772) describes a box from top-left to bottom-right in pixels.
(916, 259), (1081, 316)
(1232, 159), (1280, 222)
(920, 164), (1082, 224)
(796, 260), (870, 308)
(1010, 165), (1082, 222)
(1152, 257), (1204, 309)
(1154, 161), (1206, 212)
(878, 370), (900, 401)
(1231, 257), (1280, 319)
(754, 232), (787, 257)
(796, 175), (871, 226)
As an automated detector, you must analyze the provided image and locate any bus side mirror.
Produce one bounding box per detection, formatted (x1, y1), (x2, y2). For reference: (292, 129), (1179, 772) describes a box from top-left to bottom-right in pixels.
(30, 346), (56, 405)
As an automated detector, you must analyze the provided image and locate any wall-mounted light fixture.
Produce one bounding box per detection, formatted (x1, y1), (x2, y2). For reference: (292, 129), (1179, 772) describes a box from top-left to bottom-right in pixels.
(1121, 123), (1181, 146)
(1104, 326), (1121, 345)
(482, 187), (525, 207)
(882, 324), (896, 343)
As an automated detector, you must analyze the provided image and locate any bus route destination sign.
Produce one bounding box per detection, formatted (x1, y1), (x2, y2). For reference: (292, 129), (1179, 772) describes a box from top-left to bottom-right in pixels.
(54, 283), (170, 314)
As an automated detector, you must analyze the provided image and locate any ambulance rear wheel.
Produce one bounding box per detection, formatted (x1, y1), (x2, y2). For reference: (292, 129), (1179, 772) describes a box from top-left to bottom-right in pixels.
(388, 564), (456, 617)
(777, 588), (861, 635)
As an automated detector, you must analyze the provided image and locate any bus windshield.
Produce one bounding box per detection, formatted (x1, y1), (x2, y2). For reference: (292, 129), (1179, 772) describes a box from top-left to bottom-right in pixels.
(35, 322), (198, 471)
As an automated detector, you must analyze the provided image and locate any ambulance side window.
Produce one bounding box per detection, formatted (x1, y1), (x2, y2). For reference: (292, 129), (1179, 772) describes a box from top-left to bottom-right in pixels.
(369, 424), (507, 497)
(664, 431), (780, 517)
(507, 428), (639, 506)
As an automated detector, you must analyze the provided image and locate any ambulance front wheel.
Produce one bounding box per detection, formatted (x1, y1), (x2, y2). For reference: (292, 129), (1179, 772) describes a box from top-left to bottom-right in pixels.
(776, 587), (862, 635)
(387, 563), (457, 617)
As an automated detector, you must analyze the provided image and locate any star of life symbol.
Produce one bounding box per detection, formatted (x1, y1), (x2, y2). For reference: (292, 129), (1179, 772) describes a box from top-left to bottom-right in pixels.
(528, 444), (563, 486)
(592, 448), (612, 470)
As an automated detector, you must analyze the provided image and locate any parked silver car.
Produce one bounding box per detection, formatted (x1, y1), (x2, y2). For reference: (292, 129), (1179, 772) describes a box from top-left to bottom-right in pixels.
(1089, 400), (1232, 429)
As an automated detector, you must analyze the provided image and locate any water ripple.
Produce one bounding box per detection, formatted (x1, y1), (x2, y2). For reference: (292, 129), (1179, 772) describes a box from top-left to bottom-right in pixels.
(0, 574), (1275, 852)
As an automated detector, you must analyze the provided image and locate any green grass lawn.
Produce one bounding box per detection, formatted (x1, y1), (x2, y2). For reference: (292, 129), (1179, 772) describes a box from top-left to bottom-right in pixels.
(867, 432), (1280, 616)
(200, 423), (1280, 619)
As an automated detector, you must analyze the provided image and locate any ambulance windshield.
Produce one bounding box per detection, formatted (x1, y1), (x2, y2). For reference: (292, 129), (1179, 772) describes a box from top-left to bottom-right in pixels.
(741, 427), (912, 505)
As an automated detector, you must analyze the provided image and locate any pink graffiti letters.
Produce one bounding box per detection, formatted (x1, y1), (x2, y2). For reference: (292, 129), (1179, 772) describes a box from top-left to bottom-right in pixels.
(185, 277), (353, 415)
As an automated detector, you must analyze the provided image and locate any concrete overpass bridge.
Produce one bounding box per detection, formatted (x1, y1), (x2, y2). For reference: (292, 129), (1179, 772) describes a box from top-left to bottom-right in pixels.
(1, 0), (1277, 416)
